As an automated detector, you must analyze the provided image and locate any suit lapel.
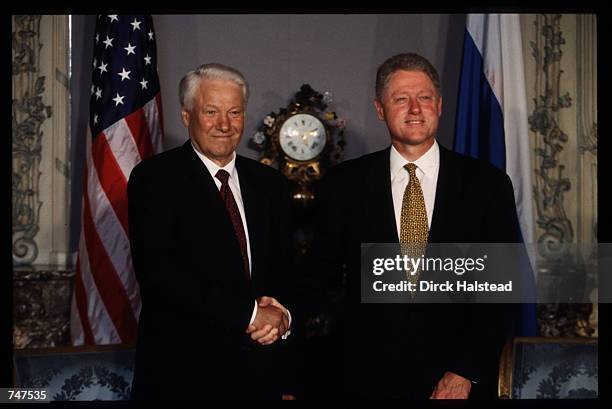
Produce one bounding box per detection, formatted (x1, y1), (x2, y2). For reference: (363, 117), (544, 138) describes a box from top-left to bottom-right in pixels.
(364, 147), (399, 243)
(180, 141), (225, 209)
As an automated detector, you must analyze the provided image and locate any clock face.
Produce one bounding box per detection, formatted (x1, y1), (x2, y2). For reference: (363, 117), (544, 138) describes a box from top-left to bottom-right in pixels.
(279, 113), (327, 161)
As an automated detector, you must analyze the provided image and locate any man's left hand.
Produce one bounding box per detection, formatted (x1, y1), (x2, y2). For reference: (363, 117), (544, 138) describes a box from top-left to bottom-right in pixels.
(430, 371), (472, 399)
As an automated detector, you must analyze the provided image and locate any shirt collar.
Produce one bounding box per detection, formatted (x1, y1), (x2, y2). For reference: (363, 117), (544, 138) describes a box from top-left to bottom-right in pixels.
(390, 139), (439, 180)
(191, 141), (237, 181)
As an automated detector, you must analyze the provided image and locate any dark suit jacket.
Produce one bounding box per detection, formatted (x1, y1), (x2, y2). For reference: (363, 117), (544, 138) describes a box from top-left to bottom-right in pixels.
(127, 141), (292, 399)
(303, 143), (520, 399)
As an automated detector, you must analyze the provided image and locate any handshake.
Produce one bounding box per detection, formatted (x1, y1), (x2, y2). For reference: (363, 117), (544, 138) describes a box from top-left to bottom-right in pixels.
(246, 296), (290, 346)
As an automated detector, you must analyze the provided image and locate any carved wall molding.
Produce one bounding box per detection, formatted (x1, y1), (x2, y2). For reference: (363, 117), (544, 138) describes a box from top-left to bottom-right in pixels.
(576, 15), (597, 157)
(48, 15), (72, 267)
(12, 15), (71, 267)
(528, 14), (574, 263)
(12, 15), (74, 349)
(12, 15), (51, 265)
(576, 14), (597, 249)
(575, 14), (597, 338)
(522, 14), (597, 338)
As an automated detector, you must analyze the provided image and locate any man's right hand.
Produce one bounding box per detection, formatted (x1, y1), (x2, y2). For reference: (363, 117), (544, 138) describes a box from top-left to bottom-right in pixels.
(247, 303), (286, 345)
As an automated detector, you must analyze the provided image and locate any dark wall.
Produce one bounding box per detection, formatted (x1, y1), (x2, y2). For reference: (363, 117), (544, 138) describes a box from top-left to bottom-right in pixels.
(69, 14), (466, 250)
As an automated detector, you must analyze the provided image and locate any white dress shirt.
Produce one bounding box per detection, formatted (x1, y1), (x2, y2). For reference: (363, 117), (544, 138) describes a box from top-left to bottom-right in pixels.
(192, 143), (291, 337)
(193, 145), (252, 273)
(390, 140), (440, 239)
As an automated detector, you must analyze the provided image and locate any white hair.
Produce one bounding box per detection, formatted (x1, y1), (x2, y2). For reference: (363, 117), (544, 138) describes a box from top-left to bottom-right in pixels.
(179, 62), (249, 112)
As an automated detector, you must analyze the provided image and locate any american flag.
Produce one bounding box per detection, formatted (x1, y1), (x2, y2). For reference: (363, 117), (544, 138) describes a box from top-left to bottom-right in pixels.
(71, 15), (164, 345)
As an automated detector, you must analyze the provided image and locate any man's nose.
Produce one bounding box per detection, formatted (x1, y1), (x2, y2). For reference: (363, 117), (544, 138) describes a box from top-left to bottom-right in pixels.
(408, 98), (421, 114)
(217, 114), (230, 132)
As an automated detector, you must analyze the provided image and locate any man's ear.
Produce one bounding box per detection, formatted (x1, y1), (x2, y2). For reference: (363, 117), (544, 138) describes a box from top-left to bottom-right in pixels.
(437, 96), (443, 117)
(181, 109), (190, 127)
(374, 99), (385, 121)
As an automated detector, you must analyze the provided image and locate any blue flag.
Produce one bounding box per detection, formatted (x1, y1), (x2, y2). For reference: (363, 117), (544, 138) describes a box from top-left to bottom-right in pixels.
(454, 14), (537, 336)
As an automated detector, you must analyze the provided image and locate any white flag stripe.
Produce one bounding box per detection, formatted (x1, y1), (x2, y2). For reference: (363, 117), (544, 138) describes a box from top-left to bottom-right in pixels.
(87, 164), (141, 318)
(102, 119), (143, 182)
(467, 13), (536, 270)
(86, 137), (142, 317)
(77, 224), (122, 344)
(70, 292), (85, 345)
(143, 97), (163, 154)
(467, 14), (504, 109)
(498, 14), (535, 247)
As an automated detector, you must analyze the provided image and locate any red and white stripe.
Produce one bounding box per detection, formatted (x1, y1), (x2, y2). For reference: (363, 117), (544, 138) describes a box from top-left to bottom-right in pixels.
(71, 95), (163, 345)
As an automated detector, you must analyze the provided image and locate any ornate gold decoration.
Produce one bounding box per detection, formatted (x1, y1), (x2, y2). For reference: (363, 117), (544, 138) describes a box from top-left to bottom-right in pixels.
(250, 84), (346, 205)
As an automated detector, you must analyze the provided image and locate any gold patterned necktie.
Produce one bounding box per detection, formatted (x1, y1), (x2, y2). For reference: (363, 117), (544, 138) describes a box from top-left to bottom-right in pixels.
(400, 163), (429, 287)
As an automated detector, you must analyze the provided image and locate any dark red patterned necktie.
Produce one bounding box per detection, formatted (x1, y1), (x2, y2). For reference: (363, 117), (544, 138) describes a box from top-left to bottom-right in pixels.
(215, 169), (250, 281)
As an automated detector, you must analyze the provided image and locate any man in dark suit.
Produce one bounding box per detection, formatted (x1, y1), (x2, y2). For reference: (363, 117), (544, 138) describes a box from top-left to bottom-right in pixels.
(127, 63), (292, 399)
(304, 53), (520, 399)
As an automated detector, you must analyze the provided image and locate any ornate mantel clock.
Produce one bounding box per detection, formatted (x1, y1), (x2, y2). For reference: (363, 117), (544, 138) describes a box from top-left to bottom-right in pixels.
(251, 84), (346, 206)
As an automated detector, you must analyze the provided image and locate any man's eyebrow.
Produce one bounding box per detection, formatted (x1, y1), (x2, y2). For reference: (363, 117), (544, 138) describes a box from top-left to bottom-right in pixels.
(390, 89), (434, 96)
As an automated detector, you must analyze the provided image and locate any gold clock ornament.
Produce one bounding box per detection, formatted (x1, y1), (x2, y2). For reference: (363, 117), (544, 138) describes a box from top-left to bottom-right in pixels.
(251, 84), (346, 205)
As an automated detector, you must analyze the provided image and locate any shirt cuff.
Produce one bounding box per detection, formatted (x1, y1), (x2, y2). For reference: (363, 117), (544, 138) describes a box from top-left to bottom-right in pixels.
(281, 308), (292, 339)
(249, 300), (258, 326)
